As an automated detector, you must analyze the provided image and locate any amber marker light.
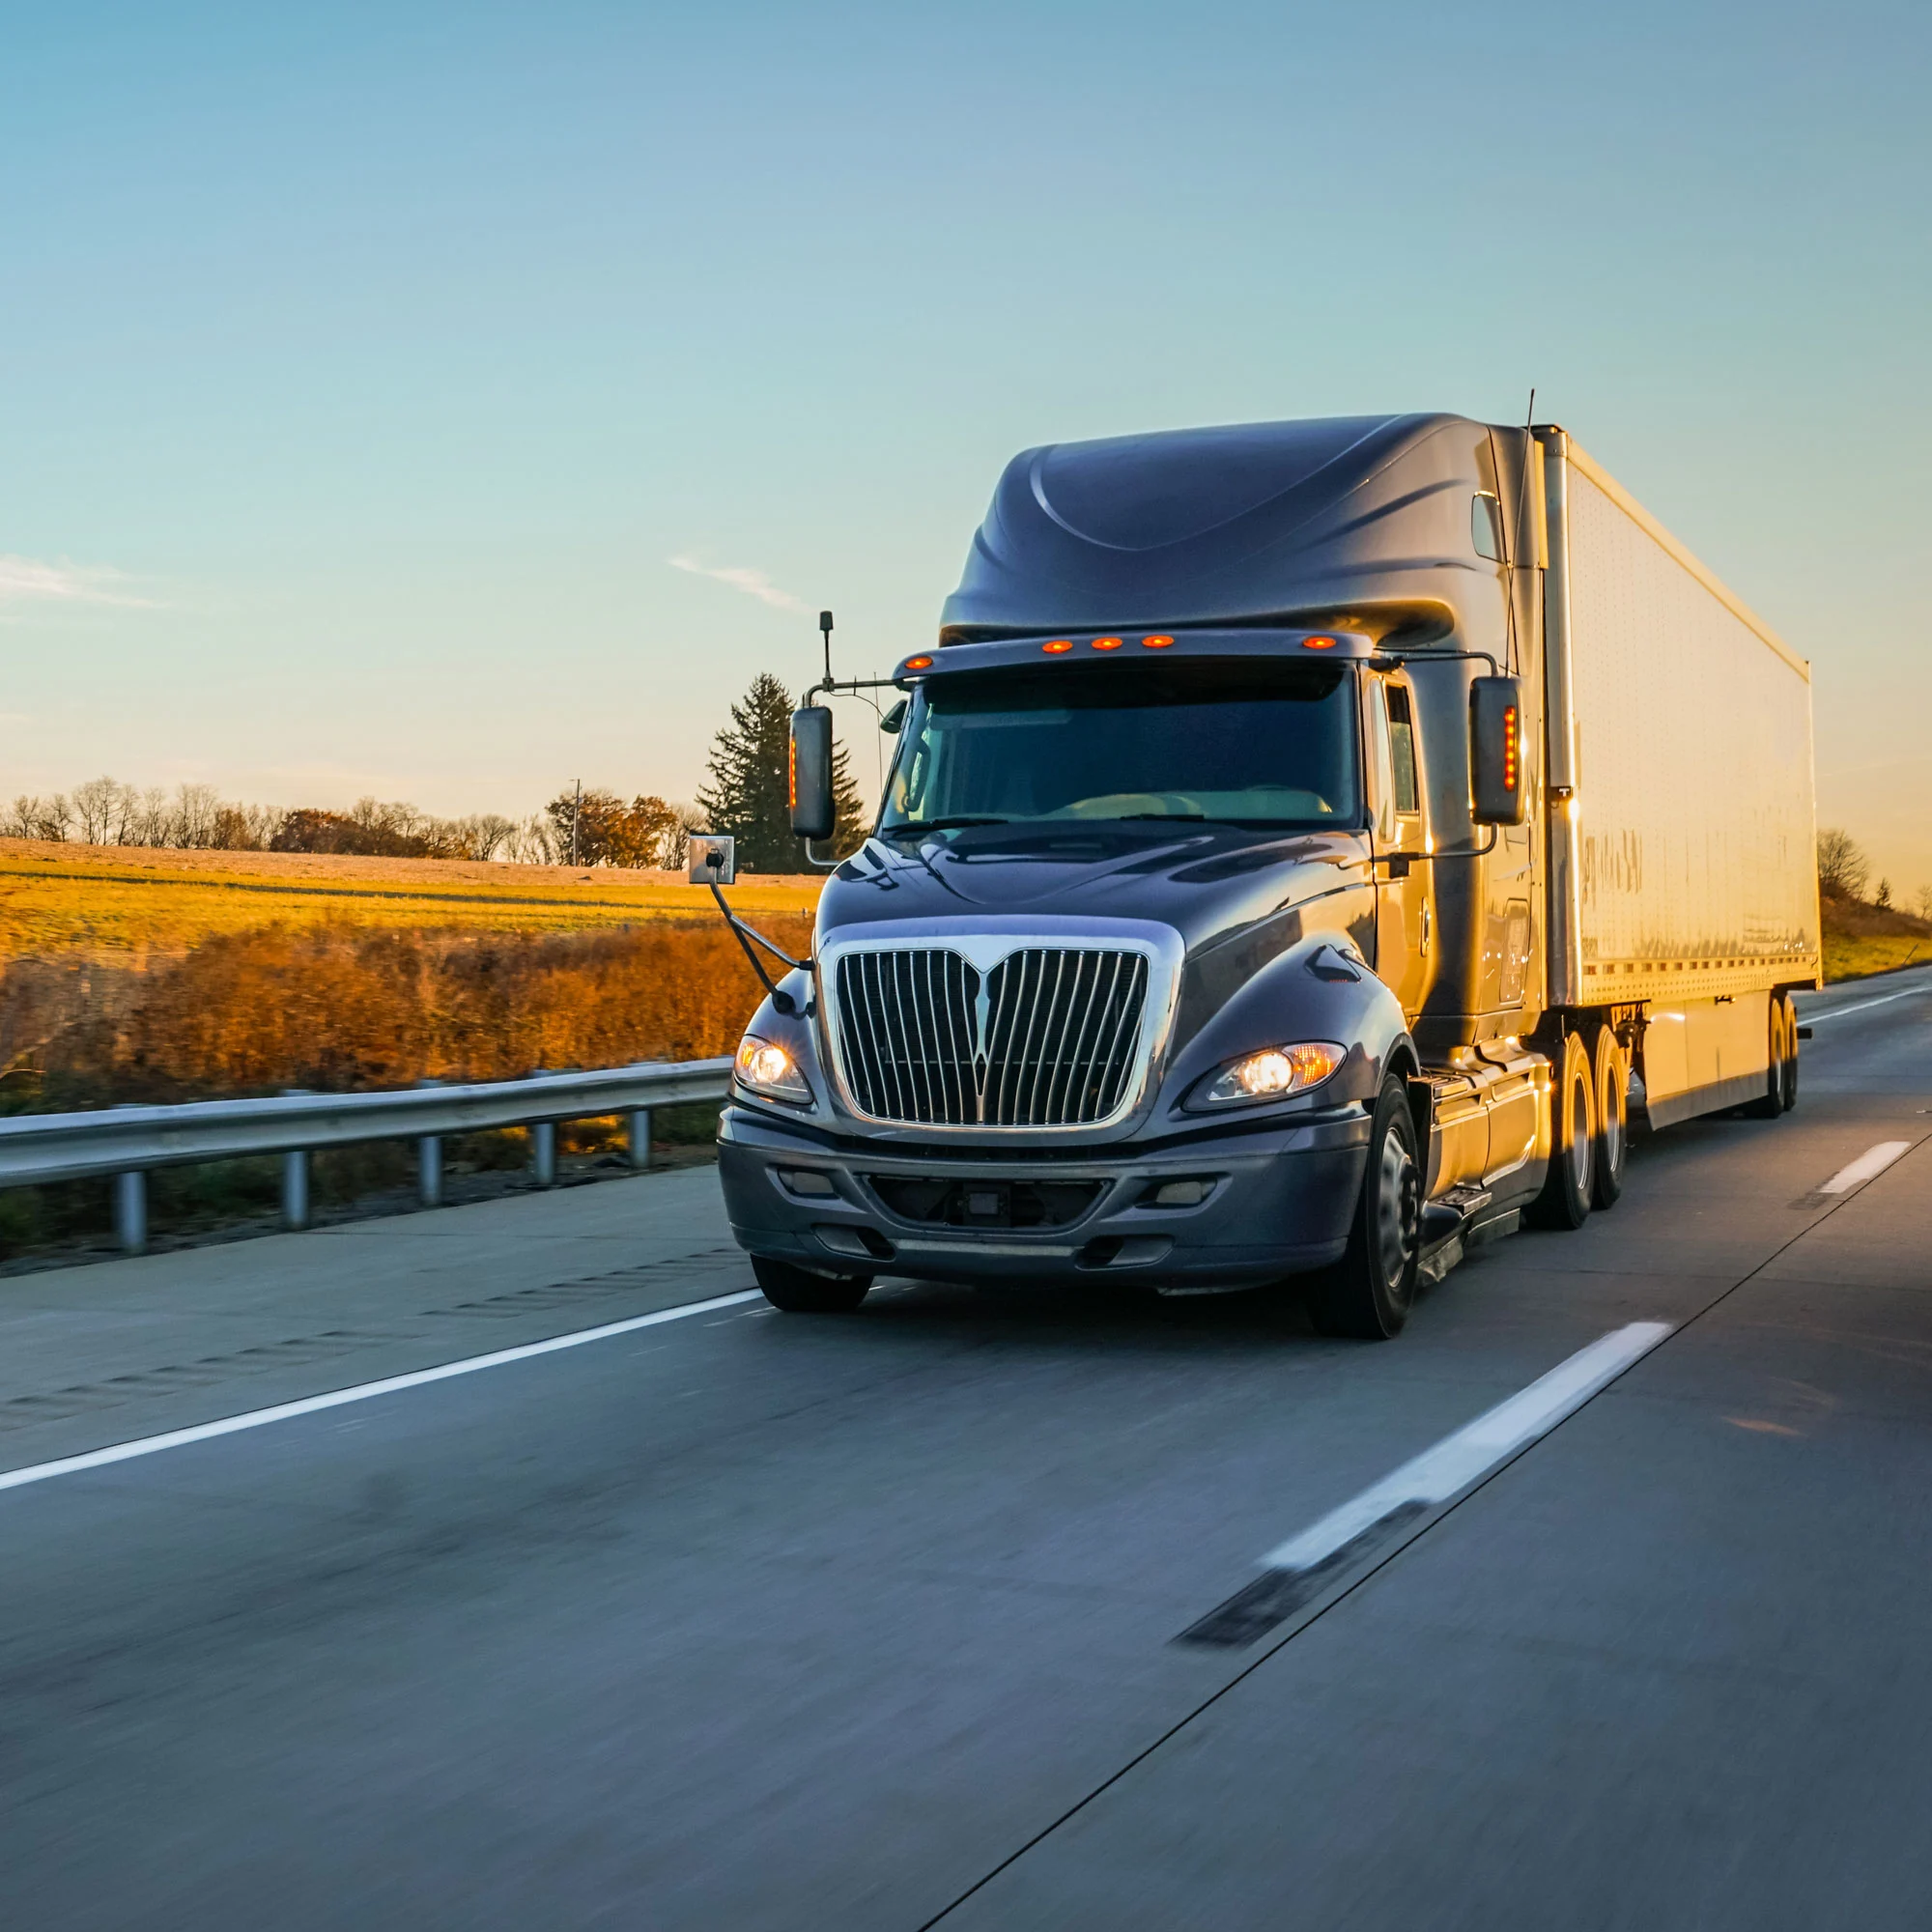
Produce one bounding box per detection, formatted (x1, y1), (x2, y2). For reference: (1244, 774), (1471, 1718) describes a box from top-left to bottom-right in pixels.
(787, 736), (798, 810)
(1042, 639), (1074, 654)
(1302, 635), (1338, 650)
(902, 655), (933, 670)
(1502, 704), (1520, 791)
(1142, 634), (1174, 648)
(1092, 636), (1123, 650)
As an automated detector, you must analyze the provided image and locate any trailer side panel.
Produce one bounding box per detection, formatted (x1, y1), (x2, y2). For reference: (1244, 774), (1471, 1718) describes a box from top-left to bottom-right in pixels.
(1558, 443), (1820, 1011)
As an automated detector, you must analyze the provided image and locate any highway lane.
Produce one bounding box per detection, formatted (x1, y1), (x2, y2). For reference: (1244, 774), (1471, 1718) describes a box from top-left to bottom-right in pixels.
(1, 973), (1928, 1929)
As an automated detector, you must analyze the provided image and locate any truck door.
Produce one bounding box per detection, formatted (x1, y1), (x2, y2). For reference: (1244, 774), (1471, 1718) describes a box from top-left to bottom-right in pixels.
(1366, 674), (1435, 1023)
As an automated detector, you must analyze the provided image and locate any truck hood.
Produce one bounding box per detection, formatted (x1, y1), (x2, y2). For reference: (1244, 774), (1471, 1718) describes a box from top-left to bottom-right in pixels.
(817, 823), (1372, 958)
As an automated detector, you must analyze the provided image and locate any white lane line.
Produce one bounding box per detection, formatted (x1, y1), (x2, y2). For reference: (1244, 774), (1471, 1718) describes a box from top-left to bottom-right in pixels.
(1262, 1321), (1673, 1565)
(1179, 1321), (1673, 1646)
(0, 1288), (762, 1495)
(1804, 985), (1932, 1023)
(1817, 1141), (1913, 1195)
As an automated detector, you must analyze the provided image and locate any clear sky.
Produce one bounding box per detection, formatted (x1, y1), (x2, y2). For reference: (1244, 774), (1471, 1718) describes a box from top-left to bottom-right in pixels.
(4, 1), (1927, 891)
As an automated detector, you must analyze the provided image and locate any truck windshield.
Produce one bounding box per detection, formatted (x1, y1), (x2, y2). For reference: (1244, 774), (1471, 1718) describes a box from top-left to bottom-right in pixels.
(881, 660), (1359, 831)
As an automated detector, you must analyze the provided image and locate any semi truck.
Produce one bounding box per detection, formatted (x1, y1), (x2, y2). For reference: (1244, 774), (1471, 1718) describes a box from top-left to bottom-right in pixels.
(712, 412), (1820, 1338)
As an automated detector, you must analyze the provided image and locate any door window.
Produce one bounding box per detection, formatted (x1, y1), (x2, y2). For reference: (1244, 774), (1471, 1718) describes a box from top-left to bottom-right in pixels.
(1386, 685), (1420, 816)
(1364, 679), (1397, 844)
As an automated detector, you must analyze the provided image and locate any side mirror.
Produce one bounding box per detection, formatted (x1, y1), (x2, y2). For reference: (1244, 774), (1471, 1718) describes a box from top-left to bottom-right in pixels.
(879, 697), (907, 734)
(1469, 676), (1527, 825)
(688, 834), (737, 885)
(789, 705), (836, 840)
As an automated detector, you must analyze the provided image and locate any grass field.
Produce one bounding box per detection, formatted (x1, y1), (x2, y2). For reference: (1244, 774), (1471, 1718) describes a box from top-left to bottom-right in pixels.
(1823, 928), (1931, 981)
(0, 838), (822, 961)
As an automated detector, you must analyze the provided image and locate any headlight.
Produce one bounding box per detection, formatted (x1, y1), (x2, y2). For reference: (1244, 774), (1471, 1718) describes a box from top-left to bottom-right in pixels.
(1191, 1040), (1347, 1108)
(734, 1034), (812, 1104)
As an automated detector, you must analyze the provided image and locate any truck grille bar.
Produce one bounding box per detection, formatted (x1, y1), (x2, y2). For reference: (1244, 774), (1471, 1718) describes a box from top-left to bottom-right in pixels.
(833, 947), (1151, 1128)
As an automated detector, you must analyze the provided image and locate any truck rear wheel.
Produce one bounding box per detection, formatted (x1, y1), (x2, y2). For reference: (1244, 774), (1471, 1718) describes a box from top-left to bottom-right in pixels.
(1590, 1026), (1628, 1209)
(1527, 1032), (1595, 1230)
(752, 1256), (873, 1314)
(1307, 1079), (1422, 1341)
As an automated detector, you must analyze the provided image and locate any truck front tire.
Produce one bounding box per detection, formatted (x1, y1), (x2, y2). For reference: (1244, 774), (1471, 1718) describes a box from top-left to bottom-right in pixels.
(1307, 1079), (1422, 1341)
(1528, 1032), (1595, 1230)
(752, 1256), (873, 1314)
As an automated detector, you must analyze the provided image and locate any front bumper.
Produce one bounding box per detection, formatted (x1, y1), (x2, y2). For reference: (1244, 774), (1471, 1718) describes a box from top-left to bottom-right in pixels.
(716, 1103), (1370, 1289)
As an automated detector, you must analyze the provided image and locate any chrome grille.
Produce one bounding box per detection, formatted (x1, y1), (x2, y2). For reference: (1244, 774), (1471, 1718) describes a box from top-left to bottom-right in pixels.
(833, 946), (1151, 1128)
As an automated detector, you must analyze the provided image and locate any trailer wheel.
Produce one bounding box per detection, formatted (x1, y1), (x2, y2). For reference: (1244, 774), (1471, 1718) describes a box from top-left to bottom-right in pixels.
(1527, 1032), (1595, 1230)
(1743, 996), (1789, 1120)
(1307, 1079), (1422, 1341)
(1590, 1026), (1628, 1209)
(752, 1256), (873, 1313)
(1778, 993), (1800, 1112)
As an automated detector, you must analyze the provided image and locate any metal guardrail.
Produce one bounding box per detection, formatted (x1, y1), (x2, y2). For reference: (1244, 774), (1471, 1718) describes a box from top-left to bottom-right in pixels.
(0, 1059), (734, 1256)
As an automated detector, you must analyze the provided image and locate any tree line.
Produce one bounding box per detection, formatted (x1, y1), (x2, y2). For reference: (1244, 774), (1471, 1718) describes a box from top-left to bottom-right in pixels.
(1817, 828), (1932, 921)
(7, 672), (871, 873)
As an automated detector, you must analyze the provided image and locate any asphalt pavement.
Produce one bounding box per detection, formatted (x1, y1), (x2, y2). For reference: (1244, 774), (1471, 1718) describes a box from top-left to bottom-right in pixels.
(2, 966), (1928, 1930)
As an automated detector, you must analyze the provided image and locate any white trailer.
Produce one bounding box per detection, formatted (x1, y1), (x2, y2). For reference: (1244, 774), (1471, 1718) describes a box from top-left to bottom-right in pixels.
(1541, 433), (1820, 1125)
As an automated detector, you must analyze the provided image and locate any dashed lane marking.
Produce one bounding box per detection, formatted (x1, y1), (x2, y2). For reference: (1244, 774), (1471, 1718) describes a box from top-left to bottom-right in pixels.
(1177, 1321), (1675, 1647)
(1803, 985), (1932, 1024)
(1816, 1142), (1913, 1196)
(0, 1289), (762, 1495)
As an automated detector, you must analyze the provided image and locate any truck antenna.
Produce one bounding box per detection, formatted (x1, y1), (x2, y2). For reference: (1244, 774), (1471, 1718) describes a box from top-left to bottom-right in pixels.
(819, 609), (834, 692)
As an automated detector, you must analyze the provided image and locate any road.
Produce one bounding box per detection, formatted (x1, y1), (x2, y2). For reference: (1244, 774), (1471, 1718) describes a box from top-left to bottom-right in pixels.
(2, 967), (1928, 1930)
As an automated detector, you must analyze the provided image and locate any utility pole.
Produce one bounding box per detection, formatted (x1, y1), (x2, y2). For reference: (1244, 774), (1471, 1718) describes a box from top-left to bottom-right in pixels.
(570, 779), (582, 867)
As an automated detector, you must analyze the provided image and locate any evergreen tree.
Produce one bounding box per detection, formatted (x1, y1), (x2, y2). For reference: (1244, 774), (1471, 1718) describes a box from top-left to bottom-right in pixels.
(831, 739), (868, 855)
(697, 673), (798, 872)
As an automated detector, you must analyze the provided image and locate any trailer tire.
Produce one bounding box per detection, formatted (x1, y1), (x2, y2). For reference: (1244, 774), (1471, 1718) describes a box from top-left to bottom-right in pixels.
(1590, 1026), (1628, 1209)
(1743, 996), (1789, 1120)
(752, 1256), (873, 1313)
(1778, 993), (1800, 1112)
(1527, 1032), (1595, 1230)
(1307, 1079), (1422, 1341)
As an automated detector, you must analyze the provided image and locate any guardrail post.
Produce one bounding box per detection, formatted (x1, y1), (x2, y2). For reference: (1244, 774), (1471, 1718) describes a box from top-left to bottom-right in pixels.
(416, 1078), (443, 1208)
(282, 1151), (310, 1231)
(628, 1107), (653, 1171)
(528, 1069), (559, 1186)
(115, 1170), (147, 1256)
(281, 1090), (311, 1231)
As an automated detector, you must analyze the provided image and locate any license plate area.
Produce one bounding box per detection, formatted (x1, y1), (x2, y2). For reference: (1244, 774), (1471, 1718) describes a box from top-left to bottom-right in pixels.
(866, 1175), (1105, 1231)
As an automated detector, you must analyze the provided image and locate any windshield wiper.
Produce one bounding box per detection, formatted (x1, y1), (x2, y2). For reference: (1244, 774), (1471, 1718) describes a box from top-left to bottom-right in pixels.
(879, 815), (1012, 836)
(1116, 812), (1208, 821)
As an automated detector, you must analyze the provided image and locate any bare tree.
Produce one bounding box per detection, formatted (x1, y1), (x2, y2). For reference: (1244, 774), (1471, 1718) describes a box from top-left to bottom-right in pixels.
(1816, 828), (1870, 900)
(1916, 884), (1932, 923)
(71, 777), (128, 845)
(664, 802), (708, 870)
(448, 813), (516, 861)
(242, 803), (288, 848)
(502, 814), (559, 865)
(173, 783), (223, 848)
(5, 794), (71, 841)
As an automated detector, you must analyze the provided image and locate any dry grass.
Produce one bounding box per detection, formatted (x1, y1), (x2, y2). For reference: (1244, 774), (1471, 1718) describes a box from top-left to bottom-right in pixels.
(0, 838), (821, 962)
(5, 917), (816, 1109)
(1821, 892), (1932, 983)
(0, 838), (822, 1112)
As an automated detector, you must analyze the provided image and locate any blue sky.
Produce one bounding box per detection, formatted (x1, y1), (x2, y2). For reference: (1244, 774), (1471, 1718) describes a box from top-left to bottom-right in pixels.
(4, 1), (1927, 885)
